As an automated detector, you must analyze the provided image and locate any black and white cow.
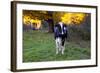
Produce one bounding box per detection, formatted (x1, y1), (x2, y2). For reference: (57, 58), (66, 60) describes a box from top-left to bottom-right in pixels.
(54, 22), (68, 54)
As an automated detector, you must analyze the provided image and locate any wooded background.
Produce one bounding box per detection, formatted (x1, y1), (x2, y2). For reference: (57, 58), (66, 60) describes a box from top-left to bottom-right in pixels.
(23, 10), (91, 41)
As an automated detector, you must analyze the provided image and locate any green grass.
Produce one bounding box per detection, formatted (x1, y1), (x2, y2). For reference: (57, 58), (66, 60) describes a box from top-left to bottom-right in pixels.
(23, 30), (91, 62)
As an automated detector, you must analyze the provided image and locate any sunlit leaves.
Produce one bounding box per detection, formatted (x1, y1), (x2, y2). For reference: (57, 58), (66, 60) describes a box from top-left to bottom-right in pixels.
(23, 15), (41, 29)
(61, 13), (86, 25)
(23, 10), (87, 27)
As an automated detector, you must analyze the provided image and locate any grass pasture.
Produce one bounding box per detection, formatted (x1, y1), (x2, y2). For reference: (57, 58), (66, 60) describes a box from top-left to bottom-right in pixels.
(23, 30), (91, 62)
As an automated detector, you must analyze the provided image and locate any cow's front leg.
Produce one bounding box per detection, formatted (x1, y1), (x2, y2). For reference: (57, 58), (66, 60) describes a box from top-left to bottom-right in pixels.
(61, 39), (65, 55)
(55, 39), (59, 54)
(61, 46), (65, 55)
(56, 47), (59, 54)
(55, 38), (62, 54)
(56, 42), (62, 54)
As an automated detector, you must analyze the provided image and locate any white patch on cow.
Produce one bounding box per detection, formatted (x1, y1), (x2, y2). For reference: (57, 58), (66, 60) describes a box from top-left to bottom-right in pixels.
(64, 27), (66, 30)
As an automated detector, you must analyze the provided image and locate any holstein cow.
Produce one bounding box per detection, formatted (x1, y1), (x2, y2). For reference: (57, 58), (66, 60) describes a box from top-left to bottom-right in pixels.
(54, 22), (68, 55)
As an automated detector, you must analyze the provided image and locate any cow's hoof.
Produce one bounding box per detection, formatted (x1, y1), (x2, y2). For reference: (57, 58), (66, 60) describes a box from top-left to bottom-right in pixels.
(56, 52), (59, 55)
(61, 52), (64, 55)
